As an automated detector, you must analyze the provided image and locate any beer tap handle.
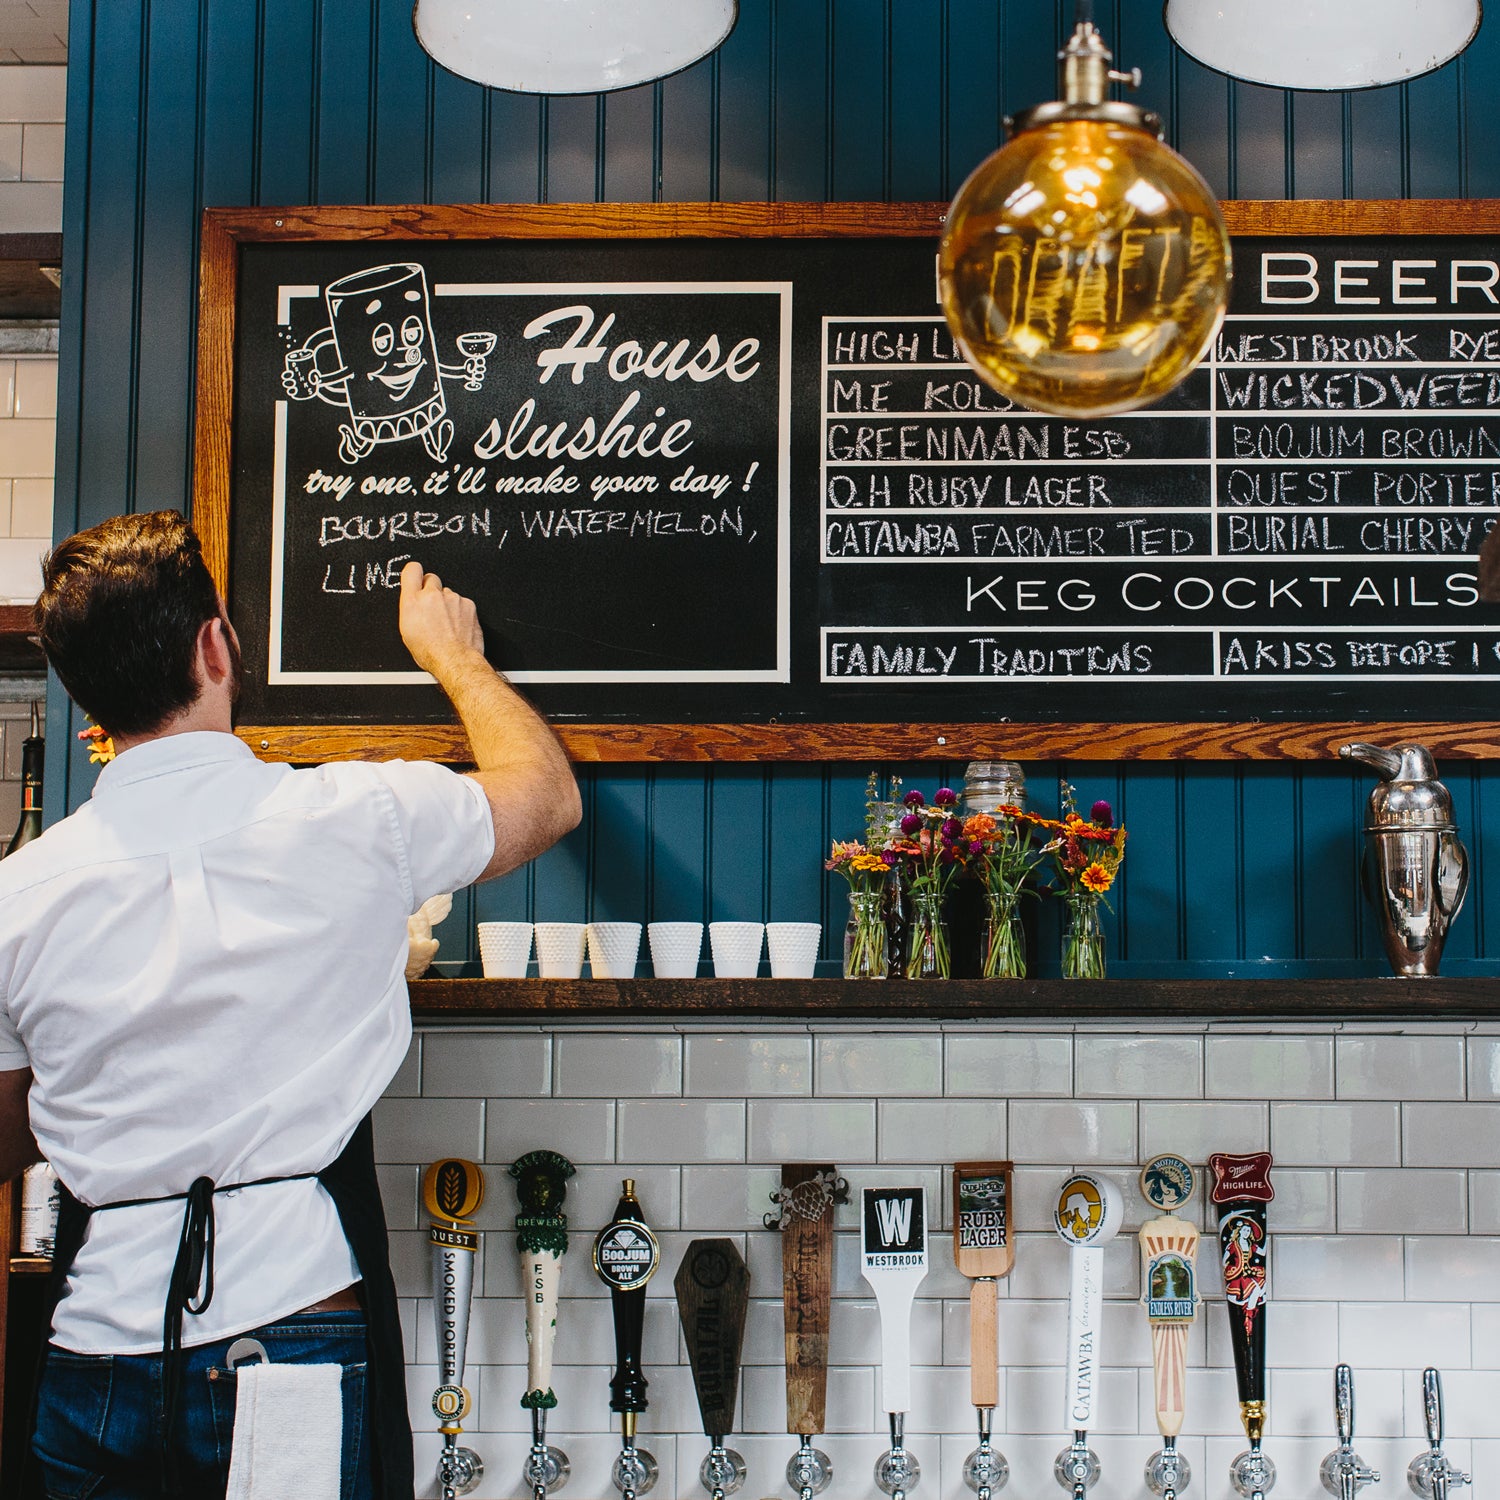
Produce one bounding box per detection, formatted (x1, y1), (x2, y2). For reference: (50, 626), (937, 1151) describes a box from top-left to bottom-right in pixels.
(969, 1277), (998, 1410)
(675, 1239), (750, 1500)
(513, 1151), (575, 1500)
(863, 1188), (929, 1500)
(1319, 1364), (1379, 1498)
(424, 1158), (487, 1500)
(595, 1179), (661, 1499)
(1423, 1368), (1444, 1449)
(1408, 1369), (1470, 1497)
(1336, 1363), (1354, 1446)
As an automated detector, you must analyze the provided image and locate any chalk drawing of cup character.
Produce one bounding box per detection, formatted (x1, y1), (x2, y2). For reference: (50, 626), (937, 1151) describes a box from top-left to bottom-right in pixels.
(280, 261), (494, 465)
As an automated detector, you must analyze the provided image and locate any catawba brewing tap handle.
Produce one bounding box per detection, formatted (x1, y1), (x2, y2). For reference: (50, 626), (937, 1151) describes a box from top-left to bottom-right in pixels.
(1211, 1152), (1277, 1500)
(594, 1179), (661, 1500)
(1050, 1173), (1123, 1500)
(512, 1149), (576, 1500)
(424, 1158), (487, 1500)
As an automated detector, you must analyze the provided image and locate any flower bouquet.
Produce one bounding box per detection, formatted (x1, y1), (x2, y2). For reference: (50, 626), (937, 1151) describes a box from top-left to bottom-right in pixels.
(1044, 784), (1127, 979)
(965, 805), (1046, 979)
(826, 780), (896, 978)
(890, 786), (970, 978)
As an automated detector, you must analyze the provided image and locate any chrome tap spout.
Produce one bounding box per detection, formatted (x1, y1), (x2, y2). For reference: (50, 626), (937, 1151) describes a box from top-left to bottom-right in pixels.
(1054, 1431), (1101, 1500)
(1408, 1369), (1469, 1499)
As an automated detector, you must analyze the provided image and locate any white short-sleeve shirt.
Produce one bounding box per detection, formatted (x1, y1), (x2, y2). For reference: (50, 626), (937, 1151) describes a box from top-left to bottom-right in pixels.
(0, 731), (494, 1354)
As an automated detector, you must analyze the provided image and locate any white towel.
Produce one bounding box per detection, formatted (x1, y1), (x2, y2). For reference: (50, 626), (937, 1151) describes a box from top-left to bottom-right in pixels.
(224, 1362), (344, 1500)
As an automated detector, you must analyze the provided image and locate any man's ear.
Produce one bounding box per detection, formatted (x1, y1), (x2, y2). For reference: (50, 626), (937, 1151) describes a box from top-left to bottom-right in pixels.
(198, 615), (234, 687)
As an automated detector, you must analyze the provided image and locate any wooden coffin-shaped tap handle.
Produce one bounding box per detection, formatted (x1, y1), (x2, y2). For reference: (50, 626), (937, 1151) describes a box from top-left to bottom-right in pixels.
(953, 1162), (1014, 1413)
(1138, 1154), (1200, 1440)
(766, 1163), (848, 1437)
(675, 1238), (751, 1442)
(511, 1149), (575, 1411)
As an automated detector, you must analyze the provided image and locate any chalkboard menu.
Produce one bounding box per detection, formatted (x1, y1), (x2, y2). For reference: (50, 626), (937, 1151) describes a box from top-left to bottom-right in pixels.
(194, 201), (1500, 761)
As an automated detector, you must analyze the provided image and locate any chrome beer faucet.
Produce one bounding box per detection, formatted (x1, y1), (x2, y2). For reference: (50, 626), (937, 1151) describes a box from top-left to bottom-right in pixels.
(875, 1413), (920, 1500)
(1407, 1369), (1469, 1499)
(1319, 1365), (1380, 1499)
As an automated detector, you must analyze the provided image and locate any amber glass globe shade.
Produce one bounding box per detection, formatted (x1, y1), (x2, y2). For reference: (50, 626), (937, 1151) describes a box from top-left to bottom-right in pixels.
(940, 117), (1231, 418)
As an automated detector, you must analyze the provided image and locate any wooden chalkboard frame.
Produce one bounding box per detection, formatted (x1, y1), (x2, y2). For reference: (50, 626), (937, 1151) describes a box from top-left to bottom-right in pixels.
(195, 198), (1500, 763)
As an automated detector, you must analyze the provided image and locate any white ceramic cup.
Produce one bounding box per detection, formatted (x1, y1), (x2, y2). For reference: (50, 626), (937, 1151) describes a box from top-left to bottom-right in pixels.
(709, 920), (765, 978)
(477, 921), (533, 978)
(532, 921), (587, 979)
(648, 921), (704, 978)
(587, 921), (643, 979)
(765, 921), (823, 978)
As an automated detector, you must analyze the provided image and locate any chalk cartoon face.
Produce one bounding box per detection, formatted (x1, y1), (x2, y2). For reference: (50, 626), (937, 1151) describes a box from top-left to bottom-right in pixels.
(281, 261), (493, 465)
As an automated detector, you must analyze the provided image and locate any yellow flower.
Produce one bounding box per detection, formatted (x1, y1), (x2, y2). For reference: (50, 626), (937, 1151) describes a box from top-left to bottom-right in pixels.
(851, 853), (889, 873)
(1080, 862), (1113, 894)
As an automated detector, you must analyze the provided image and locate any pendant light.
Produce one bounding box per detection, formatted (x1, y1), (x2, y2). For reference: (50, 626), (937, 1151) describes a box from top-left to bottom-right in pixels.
(413, 0), (738, 95)
(1165, 0), (1481, 92)
(938, 3), (1231, 419)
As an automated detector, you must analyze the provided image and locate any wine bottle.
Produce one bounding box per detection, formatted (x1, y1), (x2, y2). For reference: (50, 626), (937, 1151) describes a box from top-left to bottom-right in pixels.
(4, 704), (43, 858)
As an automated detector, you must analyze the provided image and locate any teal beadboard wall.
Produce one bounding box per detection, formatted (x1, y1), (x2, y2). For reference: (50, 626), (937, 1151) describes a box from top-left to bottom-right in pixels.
(45, 0), (1500, 974)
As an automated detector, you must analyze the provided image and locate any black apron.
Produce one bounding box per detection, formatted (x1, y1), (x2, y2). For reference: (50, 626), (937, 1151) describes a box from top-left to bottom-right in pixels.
(30, 1115), (413, 1500)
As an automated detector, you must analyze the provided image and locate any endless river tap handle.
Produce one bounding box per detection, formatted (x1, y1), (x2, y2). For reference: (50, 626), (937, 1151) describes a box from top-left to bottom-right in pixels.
(1138, 1154), (1199, 1444)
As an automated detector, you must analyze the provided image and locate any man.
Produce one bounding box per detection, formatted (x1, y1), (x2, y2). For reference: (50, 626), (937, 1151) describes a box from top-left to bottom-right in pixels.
(0, 510), (581, 1498)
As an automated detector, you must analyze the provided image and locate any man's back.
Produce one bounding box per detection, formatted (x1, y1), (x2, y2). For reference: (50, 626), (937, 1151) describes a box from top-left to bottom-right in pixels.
(0, 729), (492, 1353)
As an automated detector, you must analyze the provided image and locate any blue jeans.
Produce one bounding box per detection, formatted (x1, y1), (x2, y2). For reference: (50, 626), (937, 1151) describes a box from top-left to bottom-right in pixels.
(33, 1309), (374, 1500)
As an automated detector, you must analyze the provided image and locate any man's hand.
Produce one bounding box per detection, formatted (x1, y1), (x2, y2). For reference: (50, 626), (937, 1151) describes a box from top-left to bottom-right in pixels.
(399, 561), (485, 677)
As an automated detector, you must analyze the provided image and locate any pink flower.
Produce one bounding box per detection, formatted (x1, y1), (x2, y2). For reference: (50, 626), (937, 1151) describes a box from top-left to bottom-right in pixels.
(941, 818), (963, 839)
(934, 787), (957, 807)
(900, 812), (921, 835)
(1091, 799), (1113, 828)
(903, 789), (925, 807)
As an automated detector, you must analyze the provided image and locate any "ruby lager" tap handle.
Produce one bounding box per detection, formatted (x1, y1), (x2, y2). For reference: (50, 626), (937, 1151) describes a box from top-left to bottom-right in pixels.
(511, 1150), (575, 1411)
(594, 1179), (660, 1417)
(953, 1162), (1014, 1413)
(1138, 1154), (1200, 1441)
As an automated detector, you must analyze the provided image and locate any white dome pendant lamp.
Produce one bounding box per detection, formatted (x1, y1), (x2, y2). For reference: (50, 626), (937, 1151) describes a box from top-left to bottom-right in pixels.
(1164, 0), (1481, 91)
(413, 0), (739, 94)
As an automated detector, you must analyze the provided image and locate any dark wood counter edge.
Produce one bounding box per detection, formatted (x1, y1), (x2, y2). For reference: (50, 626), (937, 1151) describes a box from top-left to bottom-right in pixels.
(410, 976), (1500, 1021)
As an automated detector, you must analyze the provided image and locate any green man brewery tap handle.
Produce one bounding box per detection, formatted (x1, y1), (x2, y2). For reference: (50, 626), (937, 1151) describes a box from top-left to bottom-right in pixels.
(424, 1158), (487, 1500)
(861, 1186), (930, 1500)
(512, 1149), (576, 1500)
(766, 1163), (849, 1500)
(674, 1239), (751, 1500)
(953, 1162), (1014, 1500)
(1210, 1152), (1276, 1500)
(1138, 1154), (1200, 1500)
(1051, 1173), (1124, 1500)
(594, 1179), (661, 1500)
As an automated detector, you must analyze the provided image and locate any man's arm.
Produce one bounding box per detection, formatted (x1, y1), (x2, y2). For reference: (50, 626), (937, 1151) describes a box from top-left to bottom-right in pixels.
(0, 1067), (39, 1184)
(399, 561), (582, 881)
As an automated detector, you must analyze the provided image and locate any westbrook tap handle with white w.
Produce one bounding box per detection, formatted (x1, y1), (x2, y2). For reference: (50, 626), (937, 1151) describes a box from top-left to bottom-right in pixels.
(860, 1187), (929, 1418)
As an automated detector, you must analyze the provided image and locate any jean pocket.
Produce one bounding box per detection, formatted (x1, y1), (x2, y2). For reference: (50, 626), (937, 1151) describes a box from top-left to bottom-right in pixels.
(207, 1359), (370, 1500)
(33, 1351), (114, 1500)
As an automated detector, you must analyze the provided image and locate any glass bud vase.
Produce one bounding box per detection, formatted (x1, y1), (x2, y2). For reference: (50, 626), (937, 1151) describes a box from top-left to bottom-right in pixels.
(905, 890), (950, 979)
(844, 890), (888, 979)
(981, 890), (1027, 979)
(1061, 892), (1107, 979)
(883, 863), (909, 980)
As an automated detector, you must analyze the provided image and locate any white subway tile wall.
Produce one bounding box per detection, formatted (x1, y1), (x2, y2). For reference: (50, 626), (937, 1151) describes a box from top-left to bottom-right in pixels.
(0, 67), (64, 223)
(0, 353), (57, 602)
(385, 1022), (1499, 1498)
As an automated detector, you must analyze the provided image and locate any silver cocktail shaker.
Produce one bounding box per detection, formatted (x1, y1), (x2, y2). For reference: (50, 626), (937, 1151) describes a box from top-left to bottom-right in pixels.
(1338, 742), (1468, 977)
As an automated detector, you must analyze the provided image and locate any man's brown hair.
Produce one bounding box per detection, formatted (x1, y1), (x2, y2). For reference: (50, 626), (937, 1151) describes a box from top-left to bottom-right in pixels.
(35, 511), (223, 738)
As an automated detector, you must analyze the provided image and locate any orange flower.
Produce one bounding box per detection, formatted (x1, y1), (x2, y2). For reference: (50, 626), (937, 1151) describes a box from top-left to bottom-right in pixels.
(1080, 862), (1114, 894)
(963, 813), (997, 838)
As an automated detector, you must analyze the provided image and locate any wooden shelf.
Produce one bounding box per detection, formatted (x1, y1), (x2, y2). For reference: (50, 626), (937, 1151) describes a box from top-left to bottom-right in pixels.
(0, 607), (42, 674)
(410, 975), (1500, 1021)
